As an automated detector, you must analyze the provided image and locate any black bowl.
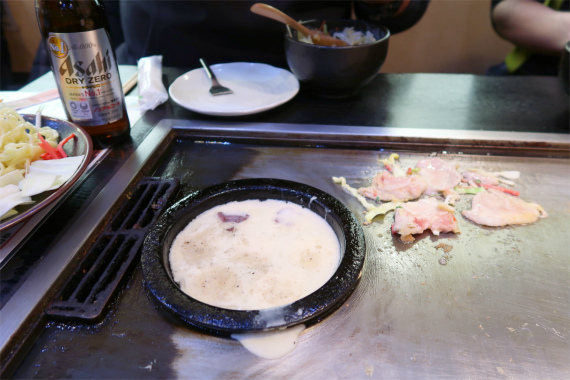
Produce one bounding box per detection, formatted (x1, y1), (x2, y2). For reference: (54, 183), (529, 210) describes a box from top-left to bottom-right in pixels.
(285, 20), (390, 98)
(141, 178), (366, 335)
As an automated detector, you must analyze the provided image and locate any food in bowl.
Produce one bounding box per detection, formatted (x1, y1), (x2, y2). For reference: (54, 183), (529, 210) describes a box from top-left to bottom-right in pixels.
(298, 25), (377, 46)
(285, 19), (390, 98)
(169, 199), (341, 310)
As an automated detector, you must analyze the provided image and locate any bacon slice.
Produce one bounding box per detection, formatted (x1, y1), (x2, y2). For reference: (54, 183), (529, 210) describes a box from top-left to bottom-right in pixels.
(462, 169), (500, 186)
(391, 198), (460, 242)
(462, 168), (519, 187)
(358, 171), (427, 202)
(217, 212), (249, 223)
(462, 189), (547, 227)
(416, 158), (461, 195)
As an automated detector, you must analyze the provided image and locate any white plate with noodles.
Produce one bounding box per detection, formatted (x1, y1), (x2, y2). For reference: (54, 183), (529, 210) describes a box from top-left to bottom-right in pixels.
(0, 109), (93, 229)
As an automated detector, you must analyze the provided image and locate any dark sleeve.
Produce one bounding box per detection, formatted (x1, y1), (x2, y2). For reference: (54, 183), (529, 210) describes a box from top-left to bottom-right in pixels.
(101, 0), (124, 49)
(354, 0), (431, 34)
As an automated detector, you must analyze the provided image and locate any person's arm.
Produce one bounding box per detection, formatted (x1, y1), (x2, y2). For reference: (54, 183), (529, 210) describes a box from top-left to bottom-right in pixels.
(354, 0), (430, 34)
(492, 0), (570, 55)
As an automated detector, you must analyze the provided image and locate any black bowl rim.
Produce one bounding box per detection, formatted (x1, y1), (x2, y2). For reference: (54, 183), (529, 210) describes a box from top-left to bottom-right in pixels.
(284, 19), (390, 49)
(141, 178), (366, 334)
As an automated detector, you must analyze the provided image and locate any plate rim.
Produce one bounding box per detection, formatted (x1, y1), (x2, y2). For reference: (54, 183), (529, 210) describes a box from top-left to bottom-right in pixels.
(0, 115), (94, 230)
(168, 62), (300, 116)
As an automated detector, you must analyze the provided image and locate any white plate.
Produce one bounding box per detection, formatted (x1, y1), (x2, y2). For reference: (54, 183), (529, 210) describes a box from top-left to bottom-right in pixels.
(168, 62), (300, 116)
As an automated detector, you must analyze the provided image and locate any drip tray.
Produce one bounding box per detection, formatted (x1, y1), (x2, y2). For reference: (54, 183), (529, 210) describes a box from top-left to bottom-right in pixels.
(47, 177), (179, 322)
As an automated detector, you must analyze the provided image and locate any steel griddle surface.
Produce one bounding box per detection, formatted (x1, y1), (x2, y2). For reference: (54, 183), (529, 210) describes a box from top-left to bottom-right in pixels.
(12, 122), (570, 379)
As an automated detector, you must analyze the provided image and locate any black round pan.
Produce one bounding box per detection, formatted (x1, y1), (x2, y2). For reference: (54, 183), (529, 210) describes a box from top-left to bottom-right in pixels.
(141, 178), (365, 335)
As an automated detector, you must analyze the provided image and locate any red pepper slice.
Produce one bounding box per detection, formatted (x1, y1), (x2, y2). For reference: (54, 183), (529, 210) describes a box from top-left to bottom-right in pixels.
(481, 184), (520, 196)
(37, 133), (61, 159)
(55, 133), (75, 158)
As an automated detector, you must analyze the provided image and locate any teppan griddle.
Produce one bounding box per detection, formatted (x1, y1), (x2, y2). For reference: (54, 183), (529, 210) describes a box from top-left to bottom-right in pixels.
(4, 120), (569, 380)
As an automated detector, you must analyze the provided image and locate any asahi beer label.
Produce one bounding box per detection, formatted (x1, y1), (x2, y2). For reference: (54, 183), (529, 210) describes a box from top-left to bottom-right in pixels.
(47, 29), (123, 126)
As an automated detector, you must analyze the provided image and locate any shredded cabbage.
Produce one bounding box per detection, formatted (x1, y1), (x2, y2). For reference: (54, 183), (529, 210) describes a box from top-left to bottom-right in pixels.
(332, 27), (376, 46)
(298, 26), (377, 46)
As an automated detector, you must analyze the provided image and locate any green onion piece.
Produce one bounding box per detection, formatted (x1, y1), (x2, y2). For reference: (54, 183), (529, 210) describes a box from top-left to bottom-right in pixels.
(454, 186), (484, 195)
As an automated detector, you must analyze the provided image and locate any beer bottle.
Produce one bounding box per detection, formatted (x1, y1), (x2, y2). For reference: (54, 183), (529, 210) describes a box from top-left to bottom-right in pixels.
(35, 0), (130, 147)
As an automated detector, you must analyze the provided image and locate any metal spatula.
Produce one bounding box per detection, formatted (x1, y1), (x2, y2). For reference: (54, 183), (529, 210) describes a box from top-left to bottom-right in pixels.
(199, 58), (233, 96)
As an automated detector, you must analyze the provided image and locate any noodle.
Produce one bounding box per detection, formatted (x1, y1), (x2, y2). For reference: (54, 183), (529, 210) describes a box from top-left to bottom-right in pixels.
(0, 105), (59, 177)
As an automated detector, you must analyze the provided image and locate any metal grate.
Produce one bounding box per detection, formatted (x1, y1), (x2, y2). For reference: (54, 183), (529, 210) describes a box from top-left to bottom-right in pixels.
(46, 177), (179, 322)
